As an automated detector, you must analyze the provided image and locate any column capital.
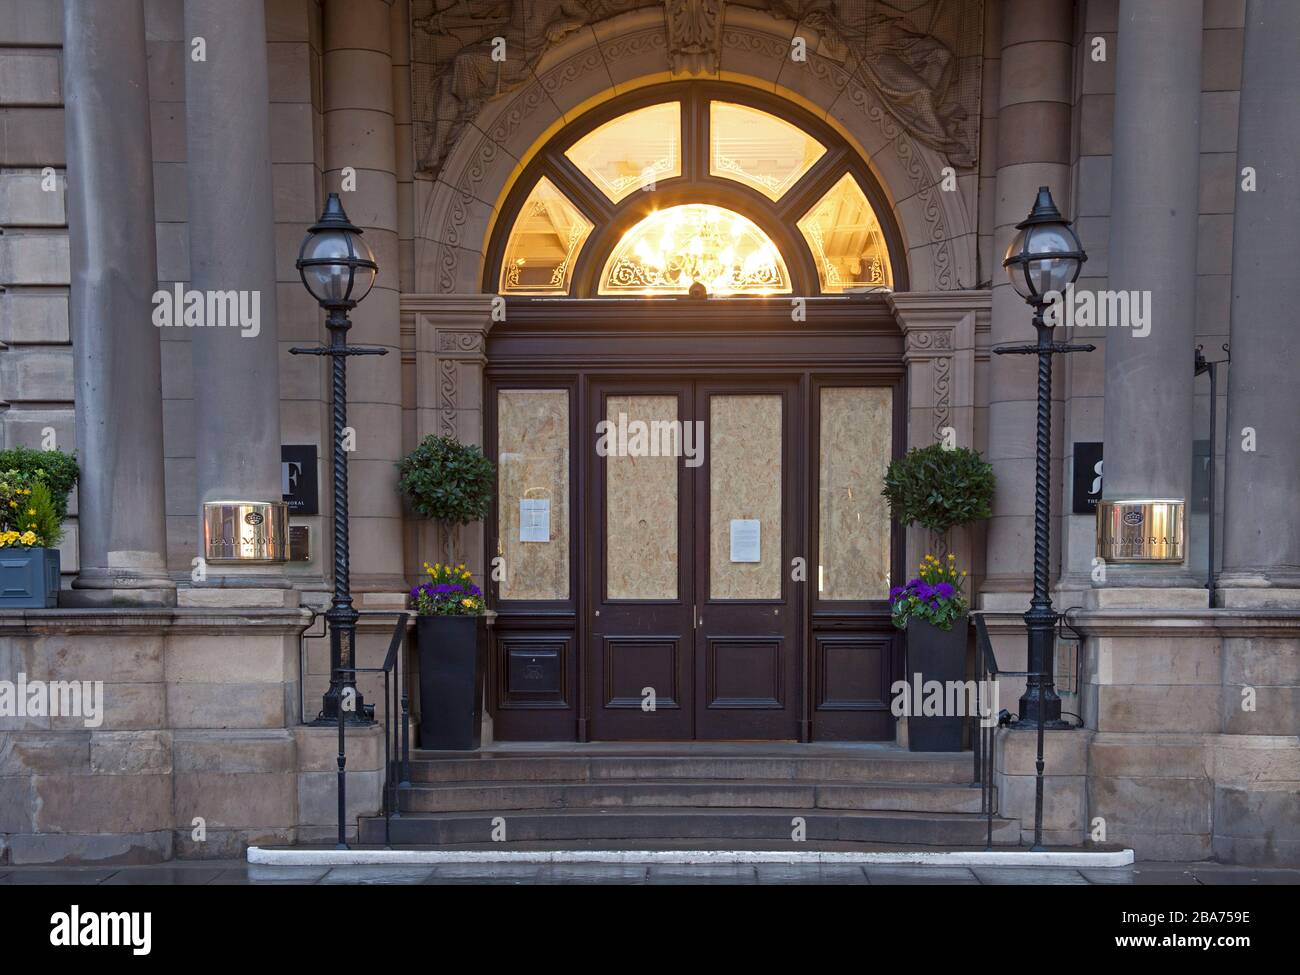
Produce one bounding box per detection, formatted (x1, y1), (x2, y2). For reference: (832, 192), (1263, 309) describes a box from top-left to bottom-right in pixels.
(887, 290), (989, 362)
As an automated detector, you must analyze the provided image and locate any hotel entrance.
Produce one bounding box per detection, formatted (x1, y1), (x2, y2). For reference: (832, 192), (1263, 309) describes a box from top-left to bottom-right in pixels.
(480, 82), (909, 742)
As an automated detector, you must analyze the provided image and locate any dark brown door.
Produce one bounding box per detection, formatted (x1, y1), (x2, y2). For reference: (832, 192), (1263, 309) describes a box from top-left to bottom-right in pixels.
(587, 380), (696, 739)
(693, 380), (801, 739)
(586, 378), (800, 740)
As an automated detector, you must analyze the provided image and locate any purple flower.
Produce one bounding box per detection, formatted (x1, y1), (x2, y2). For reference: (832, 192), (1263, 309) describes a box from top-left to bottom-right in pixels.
(889, 586), (904, 601)
(935, 582), (955, 599)
(915, 582), (934, 601)
(431, 583), (461, 594)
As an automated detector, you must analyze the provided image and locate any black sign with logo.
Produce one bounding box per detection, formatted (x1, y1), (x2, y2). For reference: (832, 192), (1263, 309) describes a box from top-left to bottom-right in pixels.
(282, 445), (318, 515)
(1072, 442), (1103, 514)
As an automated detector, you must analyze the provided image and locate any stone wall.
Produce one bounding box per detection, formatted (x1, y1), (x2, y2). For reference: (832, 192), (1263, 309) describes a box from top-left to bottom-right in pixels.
(991, 595), (1300, 865)
(0, 605), (383, 864)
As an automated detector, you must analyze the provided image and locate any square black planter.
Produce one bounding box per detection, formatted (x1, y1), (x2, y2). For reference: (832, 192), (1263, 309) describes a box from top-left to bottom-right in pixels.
(905, 616), (968, 752)
(0, 547), (60, 608)
(417, 614), (486, 750)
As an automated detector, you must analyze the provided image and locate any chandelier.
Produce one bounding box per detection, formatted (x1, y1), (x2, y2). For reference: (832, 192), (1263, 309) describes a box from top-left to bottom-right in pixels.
(599, 204), (791, 296)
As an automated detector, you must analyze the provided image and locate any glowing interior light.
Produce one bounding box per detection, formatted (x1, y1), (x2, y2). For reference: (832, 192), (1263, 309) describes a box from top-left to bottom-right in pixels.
(598, 204), (791, 296)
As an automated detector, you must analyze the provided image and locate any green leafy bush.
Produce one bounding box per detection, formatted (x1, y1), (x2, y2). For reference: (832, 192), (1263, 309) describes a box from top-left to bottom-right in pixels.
(0, 446), (79, 521)
(881, 444), (994, 535)
(397, 435), (496, 564)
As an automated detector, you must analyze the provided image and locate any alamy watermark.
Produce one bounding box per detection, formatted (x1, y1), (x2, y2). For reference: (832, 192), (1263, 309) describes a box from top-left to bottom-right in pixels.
(891, 673), (999, 727)
(595, 413), (705, 468)
(0, 672), (103, 727)
(152, 284), (261, 338)
(1042, 283), (1151, 337)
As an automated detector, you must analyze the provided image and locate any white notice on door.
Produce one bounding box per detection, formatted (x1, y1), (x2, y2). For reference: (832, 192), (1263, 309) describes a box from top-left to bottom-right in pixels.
(519, 498), (550, 542)
(729, 519), (761, 562)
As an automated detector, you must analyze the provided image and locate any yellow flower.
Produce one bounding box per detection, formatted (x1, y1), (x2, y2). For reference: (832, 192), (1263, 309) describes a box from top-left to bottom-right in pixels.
(8, 501), (16, 508)
(26, 508), (35, 516)
(19, 531), (36, 546)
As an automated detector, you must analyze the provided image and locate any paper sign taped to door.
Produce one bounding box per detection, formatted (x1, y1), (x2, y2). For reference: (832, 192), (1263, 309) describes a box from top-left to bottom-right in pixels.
(519, 498), (550, 542)
(730, 519), (761, 562)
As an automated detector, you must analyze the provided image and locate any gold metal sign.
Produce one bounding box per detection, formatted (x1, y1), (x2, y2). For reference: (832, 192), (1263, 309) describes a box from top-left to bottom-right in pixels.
(203, 501), (290, 562)
(1096, 500), (1185, 563)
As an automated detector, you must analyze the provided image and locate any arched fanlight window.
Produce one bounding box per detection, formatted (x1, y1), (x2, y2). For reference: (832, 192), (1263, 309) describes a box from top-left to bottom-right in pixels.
(491, 84), (900, 298)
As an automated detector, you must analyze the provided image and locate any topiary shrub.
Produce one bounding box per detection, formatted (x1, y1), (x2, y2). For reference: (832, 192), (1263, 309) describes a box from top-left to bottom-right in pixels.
(0, 446), (79, 521)
(397, 435), (496, 564)
(881, 444), (995, 535)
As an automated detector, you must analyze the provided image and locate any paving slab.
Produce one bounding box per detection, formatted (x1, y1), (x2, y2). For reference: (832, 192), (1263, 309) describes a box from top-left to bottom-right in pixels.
(864, 866), (979, 885)
(972, 867), (1090, 885)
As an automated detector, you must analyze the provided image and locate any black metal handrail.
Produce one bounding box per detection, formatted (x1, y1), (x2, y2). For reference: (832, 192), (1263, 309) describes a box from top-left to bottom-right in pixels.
(332, 610), (411, 849)
(972, 612), (1047, 850)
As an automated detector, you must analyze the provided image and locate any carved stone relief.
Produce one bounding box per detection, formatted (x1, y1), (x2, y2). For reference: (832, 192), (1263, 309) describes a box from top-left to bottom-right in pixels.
(411, 0), (982, 180)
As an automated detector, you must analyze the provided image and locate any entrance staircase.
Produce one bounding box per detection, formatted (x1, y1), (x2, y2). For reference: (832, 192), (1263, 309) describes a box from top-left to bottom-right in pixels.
(356, 743), (1019, 849)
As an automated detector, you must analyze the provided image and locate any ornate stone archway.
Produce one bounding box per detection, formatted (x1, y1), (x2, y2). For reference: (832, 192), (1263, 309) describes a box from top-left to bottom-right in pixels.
(410, 2), (981, 296)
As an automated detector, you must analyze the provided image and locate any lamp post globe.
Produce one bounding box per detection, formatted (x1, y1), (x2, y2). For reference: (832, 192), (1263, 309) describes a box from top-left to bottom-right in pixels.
(296, 193), (378, 309)
(292, 193), (386, 728)
(995, 187), (1092, 732)
(1002, 186), (1086, 307)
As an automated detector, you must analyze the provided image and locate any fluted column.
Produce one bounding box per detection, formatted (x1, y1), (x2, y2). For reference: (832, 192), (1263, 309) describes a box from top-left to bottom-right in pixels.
(1098, 0), (1203, 589)
(1219, 0), (1300, 603)
(61, 0), (175, 605)
(321, 0), (405, 592)
(981, 0), (1074, 604)
(183, 0), (287, 587)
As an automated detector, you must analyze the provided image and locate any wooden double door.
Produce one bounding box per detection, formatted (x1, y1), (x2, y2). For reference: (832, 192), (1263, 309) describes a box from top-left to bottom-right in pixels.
(587, 377), (801, 739)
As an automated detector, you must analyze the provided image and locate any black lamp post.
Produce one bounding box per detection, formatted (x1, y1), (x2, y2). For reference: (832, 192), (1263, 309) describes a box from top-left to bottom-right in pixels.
(998, 187), (1091, 728)
(291, 193), (385, 725)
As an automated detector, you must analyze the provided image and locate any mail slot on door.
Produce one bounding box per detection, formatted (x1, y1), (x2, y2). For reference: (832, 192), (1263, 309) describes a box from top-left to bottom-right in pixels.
(507, 646), (561, 696)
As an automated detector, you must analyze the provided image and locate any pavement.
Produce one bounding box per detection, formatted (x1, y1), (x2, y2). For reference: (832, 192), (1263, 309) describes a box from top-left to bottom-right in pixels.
(1, 860), (1297, 885)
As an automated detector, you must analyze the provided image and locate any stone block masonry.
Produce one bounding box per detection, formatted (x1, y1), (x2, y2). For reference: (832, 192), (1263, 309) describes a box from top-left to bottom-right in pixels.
(0, 607), (384, 864)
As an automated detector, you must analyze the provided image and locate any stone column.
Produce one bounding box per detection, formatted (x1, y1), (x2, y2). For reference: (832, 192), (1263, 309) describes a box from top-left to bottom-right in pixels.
(981, 0), (1074, 605)
(321, 0), (405, 594)
(183, 0), (288, 590)
(1096, 0), (1203, 590)
(61, 0), (175, 605)
(1218, 0), (1300, 603)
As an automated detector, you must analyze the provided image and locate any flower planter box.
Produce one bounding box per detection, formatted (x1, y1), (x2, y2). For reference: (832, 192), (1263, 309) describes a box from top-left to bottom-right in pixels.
(905, 615), (967, 752)
(417, 614), (486, 750)
(0, 547), (60, 609)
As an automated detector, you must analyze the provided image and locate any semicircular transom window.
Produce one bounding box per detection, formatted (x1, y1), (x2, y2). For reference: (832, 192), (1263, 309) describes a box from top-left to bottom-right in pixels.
(564, 102), (682, 203)
(599, 204), (791, 296)
(493, 88), (896, 297)
(709, 101), (826, 201)
(499, 176), (594, 295)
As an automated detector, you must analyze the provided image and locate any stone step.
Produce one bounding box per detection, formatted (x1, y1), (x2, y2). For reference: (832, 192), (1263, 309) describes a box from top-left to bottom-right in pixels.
(398, 780), (987, 814)
(358, 807), (1018, 847)
(405, 753), (975, 785)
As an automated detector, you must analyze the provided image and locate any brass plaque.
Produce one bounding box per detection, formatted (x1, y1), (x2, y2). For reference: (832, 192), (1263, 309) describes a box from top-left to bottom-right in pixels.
(289, 525), (310, 562)
(203, 501), (290, 562)
(1096, 500), (1185, 563)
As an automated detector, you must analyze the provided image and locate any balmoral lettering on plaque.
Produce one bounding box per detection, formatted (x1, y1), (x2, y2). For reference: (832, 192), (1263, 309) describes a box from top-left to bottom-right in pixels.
(203, 501), (290, 562)
(730, 519), (761, 563)
(1095, 500), (1185, 563)
(519, 498), (550, 543)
